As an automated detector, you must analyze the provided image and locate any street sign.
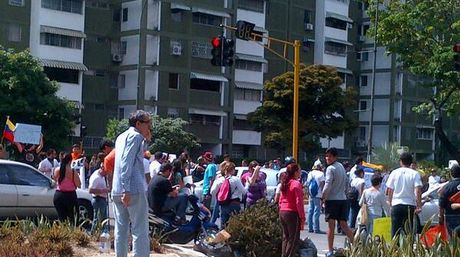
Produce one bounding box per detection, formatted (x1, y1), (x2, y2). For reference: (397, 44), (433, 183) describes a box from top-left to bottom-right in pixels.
(236, 20), (255, 41)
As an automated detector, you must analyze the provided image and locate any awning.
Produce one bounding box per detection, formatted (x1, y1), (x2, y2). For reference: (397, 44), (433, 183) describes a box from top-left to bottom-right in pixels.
(235, 53), (267, 63)
(253, 26), (268, 34)
(189, 108), (227, 117)
(190, 72), (228, 82)
(40, 25), (86, 38)
(326, 12), (353, 23)
(39, 58), (88, 71)
(234, 114), (247, 120)
(170, 3), (190, 11)
(336, 67), (353, 75)
(325, 37), (353, 46)
(191, 7), (230, 18)
(235, 81), (263, 90)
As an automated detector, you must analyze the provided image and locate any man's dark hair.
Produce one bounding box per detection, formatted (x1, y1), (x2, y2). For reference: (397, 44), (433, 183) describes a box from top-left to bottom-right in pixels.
(46, 148), (56, 156)
(451, 164), (460, 178)
(325, 147), (338, 157)
(154, 151), (163, 160)
(128, 110), (150, 127)
(371, 175), (383, 186)
(399, 152), (413, 166)
(355, 156), (364, 165)
(100, 140), (114, 151)
(354, 167), (364, 177)
(159, 163), (172, 173)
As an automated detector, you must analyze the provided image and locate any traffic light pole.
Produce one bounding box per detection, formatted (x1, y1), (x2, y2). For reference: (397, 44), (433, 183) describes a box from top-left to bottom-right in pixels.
(221, 24), (301, 161)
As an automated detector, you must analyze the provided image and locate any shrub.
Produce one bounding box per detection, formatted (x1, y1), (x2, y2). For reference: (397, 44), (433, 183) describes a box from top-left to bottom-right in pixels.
(225, 200), (282, 257)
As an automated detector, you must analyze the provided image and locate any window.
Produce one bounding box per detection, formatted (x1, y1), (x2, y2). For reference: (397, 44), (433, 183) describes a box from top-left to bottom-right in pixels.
(169, 73), (179, 89)
(120, 41), (127, 54)
(42, 0), (83, 14)
(361, 24), (370, 36)
(44, 67), (79, 84)
(359, 100), (367, 111)
(167, 108), (179, 119)
(9, 0), (24, 7)
(238, 0), (264, 13)
(8, 24), (21, 42)
(326, 17), (347, 30)
(40, 33), (82, 49)
(325, 42), (347, 56)
(191, 41), (212, 58)
(190, 79), (220, 92)
(118, 74), (126, 88)
(189, 114), (220, 126)
(235, 60), (262, 72)
(122, 8), (128, 22)
(360, 76), (368, 87)
(8, 165), (50, 187)
(171, 9), (183, 22)
(304, 10), (312, 24)
(416, 128), (433, 140)
(234, 88), (261, 101)
(192, 13), (222, 26)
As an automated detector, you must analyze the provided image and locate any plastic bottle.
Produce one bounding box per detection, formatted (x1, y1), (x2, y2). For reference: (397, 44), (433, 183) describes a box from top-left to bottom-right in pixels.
(99, 232), (110, 253)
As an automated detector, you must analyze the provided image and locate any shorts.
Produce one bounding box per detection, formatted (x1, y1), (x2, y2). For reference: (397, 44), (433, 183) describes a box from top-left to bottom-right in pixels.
(324, 200), (348, 222)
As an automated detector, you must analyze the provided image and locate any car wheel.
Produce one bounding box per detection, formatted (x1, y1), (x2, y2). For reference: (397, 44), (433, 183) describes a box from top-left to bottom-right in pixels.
(77, 199), (93, 229)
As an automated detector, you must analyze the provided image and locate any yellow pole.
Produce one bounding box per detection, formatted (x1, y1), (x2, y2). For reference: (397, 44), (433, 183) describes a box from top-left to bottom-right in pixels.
(293, 40), (300, 161)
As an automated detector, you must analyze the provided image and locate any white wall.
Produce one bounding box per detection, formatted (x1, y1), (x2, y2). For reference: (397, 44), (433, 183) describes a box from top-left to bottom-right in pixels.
(372, 125), (389, 148)
(121, 0), (141, 31)
(147, 0), (160, 30)
(359, 99), (390, 122)
(235, 69), (264, 84)
(146, 35), (159, 65)
(324, 27), (347, 40)
(119, 70), (138, 100)
(325, 0), (349, 15)
(235, 9), (265, 58)
(145, 70), (158, 101)
(56, 81), (82, 102)
(320, 134), (345, 149)
(232, 130), (261, 145)
(121, 35), (140, 65)
(360, 47), (392, 70)
(323, 54), (347, 67)
(359, 72), (392, 96)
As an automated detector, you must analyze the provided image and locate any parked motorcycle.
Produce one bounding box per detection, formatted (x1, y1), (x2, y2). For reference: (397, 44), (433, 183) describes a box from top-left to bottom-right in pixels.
(148, 194), (219, 247)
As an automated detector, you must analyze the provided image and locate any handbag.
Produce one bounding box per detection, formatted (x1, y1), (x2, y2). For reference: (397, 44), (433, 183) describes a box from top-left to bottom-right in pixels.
(449, 190), (460, 203)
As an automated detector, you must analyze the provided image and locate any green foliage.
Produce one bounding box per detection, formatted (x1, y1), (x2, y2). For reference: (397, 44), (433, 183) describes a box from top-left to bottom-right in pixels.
(225, 201), (282, 257)
(0, 47), (77, 150)
(372, 142), (409, 170)
(365, 0), (460, 160)
(248, 64), (357, 153)
(105, 116), (200, 154)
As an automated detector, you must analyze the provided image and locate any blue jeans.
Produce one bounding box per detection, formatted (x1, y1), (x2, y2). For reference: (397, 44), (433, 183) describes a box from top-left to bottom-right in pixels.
(307, 197), (321, 232)
(445, 214), (460, 238)
(367, 213), (381, 236)
(113, 193), (150, 257)
(348, 200), (360, 229)
(220, 202), (241, 229)
(211, 200), (220, 224)
(163, 194), (188, 220)
(91, 196), (108, 234)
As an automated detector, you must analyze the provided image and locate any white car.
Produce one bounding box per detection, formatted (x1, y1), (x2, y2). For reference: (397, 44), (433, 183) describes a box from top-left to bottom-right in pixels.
(260, 168), (279, 201)
(0, 160), (93, 225)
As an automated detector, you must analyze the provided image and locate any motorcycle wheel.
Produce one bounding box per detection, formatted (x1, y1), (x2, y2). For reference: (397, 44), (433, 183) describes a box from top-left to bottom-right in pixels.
(193, 227), (220, 254)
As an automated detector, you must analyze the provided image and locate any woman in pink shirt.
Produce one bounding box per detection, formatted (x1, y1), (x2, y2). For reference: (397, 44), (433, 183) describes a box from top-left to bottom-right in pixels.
(278, 163), (305, 257)
(53, 153), (81, 223)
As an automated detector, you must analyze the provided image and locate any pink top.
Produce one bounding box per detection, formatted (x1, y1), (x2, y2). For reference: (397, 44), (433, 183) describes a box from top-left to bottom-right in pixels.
(57, 177), (76, 192)
(278, 179), (305, 220)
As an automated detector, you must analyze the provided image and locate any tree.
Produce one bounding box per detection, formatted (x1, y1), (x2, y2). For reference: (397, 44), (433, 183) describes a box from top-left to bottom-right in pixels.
(0, 48), (76, 150)
(366, 0), (460, 161)
(248, 64), (357, 154)
(105, 116), (201, 154)
(372, 142), (408, 171)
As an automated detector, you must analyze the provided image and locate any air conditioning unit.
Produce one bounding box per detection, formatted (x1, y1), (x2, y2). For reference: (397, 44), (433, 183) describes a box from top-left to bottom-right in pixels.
(304, 23), (314, 31)
(171, 43), (182, 56)
(359, 35), (366, 42)
(112, 54), (123, 62)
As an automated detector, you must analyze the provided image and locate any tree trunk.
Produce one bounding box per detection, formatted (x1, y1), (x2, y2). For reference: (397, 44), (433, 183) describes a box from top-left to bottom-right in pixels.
(434, 116), (460, 163)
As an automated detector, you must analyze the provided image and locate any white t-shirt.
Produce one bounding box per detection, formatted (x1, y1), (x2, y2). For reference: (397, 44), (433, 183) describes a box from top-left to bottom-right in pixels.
(149, 160), (161, 178)
(143, 158), (150, 175)
(88, 169), (108, 198)
(307, 169), (325, 198)
(38, 158), (59, 178)
(428, 175), (440, 187)
(386, 167), (422, 206)
(351, 177), (366, 196)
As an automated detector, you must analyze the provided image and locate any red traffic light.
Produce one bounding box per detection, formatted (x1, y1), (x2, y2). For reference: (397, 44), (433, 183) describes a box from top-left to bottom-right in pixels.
(211, 37), (221, 48)
(454, 44), (460, 53)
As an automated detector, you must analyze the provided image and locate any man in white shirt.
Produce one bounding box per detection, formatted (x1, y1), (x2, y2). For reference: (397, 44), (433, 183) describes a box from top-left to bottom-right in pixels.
(88, 164), (109, 234)
(306, 160), (325, 233)
(386, 152), (422, 237)
(149, 151), (163, 179)
(38, 149), (59, 178)
(428, 169), (440, 188)
(348, 168), (365, 229)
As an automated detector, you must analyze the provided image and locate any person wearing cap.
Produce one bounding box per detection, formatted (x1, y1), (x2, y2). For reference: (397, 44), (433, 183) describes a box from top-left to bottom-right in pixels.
(111, 110), (152, 257)
(386, 152), (422, 237)
(306, 160), (325, 233)
(202, 151), (217, 209)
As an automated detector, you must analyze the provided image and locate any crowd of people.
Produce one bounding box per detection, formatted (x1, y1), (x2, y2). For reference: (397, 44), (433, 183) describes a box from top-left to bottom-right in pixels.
(2, 110), (460, 257)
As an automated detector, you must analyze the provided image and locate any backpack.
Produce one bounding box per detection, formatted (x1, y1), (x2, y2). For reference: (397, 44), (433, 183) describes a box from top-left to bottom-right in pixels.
(347, 186), (359, 201)
(217, 177), (232, 205)
(308, 177), (319, 197)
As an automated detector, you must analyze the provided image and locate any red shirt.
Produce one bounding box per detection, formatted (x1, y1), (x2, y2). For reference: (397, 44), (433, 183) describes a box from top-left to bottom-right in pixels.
(104, 149), (115, 174)
(278, 179), (305, 220)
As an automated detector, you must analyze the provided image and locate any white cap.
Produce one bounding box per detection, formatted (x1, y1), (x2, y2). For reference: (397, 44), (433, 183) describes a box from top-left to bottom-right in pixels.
(312, 159), (323, 169)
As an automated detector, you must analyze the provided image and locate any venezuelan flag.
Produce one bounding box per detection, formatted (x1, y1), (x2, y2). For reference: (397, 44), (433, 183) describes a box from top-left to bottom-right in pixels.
(3, 117), (15, 143)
